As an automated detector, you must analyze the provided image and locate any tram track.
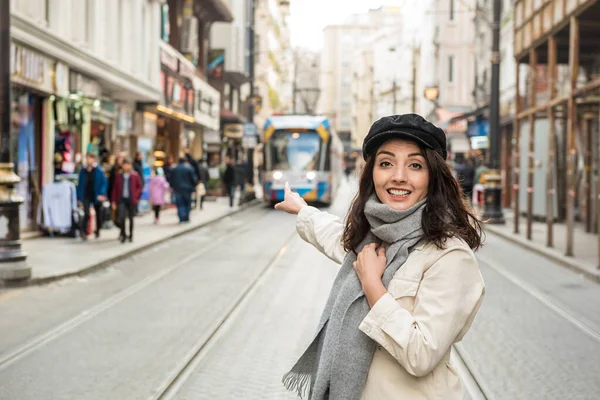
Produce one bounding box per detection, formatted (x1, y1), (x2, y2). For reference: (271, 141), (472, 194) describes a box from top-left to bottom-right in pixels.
(152, 232), (296, 400)
(478, 254), (600, 343)
(0, 207), (272, 372)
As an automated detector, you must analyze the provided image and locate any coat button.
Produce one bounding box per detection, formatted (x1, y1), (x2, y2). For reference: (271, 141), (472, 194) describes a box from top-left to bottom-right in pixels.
(365, 327), (371, 333)
(377, 346), (382, 350)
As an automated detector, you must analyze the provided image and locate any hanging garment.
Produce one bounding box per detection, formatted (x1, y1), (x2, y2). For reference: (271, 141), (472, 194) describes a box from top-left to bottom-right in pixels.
(38, 180), (77, 233)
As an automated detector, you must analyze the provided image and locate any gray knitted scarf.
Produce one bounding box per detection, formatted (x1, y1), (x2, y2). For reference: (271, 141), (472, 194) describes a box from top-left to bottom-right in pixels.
(282, 195), (426, 400)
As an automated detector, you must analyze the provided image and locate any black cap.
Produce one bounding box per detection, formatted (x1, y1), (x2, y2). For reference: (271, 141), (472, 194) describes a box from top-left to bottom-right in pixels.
(362, 114), (447, 160)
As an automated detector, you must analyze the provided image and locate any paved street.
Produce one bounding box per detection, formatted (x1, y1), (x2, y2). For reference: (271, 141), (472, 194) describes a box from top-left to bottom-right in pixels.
(0, 180), (599, 399)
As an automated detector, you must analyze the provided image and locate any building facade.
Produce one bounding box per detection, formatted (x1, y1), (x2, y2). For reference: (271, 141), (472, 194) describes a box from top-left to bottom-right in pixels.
(253, 0), (293, 133)
(11, 0), (163, 230)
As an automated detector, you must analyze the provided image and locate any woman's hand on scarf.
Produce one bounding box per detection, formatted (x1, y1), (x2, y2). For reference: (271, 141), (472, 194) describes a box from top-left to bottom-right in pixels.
(274, 182), (308, 214)
(354, 244), (388, 307)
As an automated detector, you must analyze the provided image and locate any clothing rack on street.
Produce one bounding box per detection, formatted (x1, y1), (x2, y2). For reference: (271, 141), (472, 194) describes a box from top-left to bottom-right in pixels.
(36, 175), (80, 237)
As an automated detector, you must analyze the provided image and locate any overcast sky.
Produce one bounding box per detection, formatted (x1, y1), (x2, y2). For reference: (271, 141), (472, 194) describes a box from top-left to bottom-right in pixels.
(289, 0), (403, 51)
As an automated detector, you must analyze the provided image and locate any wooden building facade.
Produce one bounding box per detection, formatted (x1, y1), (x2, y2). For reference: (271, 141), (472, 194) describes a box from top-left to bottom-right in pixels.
(513, 0), (600, 265)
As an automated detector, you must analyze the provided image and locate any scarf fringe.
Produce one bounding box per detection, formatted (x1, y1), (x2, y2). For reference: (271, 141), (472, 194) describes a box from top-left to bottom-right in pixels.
(282, 371), (312, 399)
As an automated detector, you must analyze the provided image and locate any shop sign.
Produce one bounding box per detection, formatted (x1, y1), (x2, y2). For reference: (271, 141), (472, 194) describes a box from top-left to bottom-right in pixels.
(10, 43), (45, 85)
(70, 72), (102, 99)
(133, 111), (158, 137)
(242, 123), (258, 148)
(53, 62), (69, 97)
(160, 46), (179, 72)
(165, 74), (193, 115)
(470, 136), (489, 150)
(207, 49), (225, 81)
(223, 123), (243, 139)
(193, 76), (220, 131)
(116, 107), (133, 135)
(203, 129), (221, 144)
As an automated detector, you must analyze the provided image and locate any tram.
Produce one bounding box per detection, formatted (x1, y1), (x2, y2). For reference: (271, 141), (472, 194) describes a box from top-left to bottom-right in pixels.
(262, 115), (344, 206)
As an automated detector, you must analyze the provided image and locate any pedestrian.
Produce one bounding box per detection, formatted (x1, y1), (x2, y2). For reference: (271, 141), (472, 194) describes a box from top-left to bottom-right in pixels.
(184, 150), (201, 207)
(107, 152), (126, 226)
(169, 153), (198, 223)
(235, 156), (248, 194)
(111, 157), (143, 243)
(134, 151), (145, 215)
(453, 153), (475, 201)
(222, 155), (236, 208)
(275, 114), (485, 400)
(148, 167), (170, 224)
(197, 159), (209, 210)
(76, 152), (108, 240)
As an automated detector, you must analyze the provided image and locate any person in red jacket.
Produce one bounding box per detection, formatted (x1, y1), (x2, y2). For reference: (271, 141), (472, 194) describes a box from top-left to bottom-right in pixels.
(111, 157), (143, 243)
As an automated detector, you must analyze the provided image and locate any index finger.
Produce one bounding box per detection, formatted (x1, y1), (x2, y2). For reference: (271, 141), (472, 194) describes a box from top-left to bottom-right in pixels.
(284, 182), (291, 193)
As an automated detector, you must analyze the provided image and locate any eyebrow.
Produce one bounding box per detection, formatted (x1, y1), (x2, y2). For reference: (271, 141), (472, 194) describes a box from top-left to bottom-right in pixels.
(376, 150), (424, 158)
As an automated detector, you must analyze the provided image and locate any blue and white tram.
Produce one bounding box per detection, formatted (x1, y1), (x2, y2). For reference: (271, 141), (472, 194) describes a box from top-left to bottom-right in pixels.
(262, 115), (344, 206)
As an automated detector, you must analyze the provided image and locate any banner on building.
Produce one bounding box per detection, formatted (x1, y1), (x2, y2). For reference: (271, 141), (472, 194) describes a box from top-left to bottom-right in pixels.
(207, 49), (225, 81)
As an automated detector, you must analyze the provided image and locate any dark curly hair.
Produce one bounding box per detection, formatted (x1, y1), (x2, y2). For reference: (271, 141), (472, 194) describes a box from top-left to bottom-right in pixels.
(341, 142), (484, 253)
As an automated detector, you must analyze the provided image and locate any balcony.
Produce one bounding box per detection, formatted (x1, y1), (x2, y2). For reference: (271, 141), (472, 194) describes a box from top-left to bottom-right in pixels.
(514, 0), (600, 61)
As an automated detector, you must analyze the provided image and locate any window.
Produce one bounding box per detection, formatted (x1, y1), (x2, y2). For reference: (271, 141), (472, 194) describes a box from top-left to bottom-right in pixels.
(448, 55), (454, 83)
(449, 0), (454, 21)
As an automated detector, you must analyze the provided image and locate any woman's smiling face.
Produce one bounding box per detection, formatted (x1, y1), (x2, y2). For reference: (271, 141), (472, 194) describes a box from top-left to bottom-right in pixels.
(372, 138), (429, 210)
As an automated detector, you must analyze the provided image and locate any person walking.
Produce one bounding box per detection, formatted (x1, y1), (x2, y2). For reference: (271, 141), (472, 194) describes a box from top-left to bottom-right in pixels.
(222, 155), (236, 208)
(76, 152), (108, 240)
(133, 151), (145, 215)
(275, 114), (485, 400)
(197, 159), (209, 210)
(148, 167), (170, 224)
(453, 154), (475, 201)
(170, 154), (198, 223)
(111, 157), (143, 243)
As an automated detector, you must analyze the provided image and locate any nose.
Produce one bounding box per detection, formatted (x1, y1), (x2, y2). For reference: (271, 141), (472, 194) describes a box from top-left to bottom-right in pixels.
(391, 165), (407, 183)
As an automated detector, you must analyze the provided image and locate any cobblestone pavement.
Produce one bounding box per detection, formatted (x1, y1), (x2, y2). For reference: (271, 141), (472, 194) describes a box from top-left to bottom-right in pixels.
(461, 233), (600, 400)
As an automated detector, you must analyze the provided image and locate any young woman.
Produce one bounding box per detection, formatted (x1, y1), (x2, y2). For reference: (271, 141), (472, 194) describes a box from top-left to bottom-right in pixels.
(275, 114), (485, 400)
(148, 167), (170, 224)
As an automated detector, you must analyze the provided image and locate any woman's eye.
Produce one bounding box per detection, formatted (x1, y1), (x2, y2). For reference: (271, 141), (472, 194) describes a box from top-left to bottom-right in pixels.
(379, 161), (392, 167)
(409, 163), (423, 169)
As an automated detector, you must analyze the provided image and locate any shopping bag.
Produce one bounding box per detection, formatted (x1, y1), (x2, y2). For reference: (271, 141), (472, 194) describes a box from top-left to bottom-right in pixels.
(196, 183), (207, 197)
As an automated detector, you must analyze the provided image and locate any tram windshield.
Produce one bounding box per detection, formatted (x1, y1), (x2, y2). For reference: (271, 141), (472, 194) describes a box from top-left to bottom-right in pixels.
(269, 131), (322, 172)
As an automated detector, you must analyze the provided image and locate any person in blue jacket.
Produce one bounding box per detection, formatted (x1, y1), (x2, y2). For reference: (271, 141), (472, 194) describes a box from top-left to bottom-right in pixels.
(77, 152), (108, 240)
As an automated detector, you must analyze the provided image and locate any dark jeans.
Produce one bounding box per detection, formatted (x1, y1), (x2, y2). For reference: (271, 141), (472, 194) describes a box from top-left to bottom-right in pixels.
(82, 199), (101, 237)
(118, 198), (135, 239)
(225, 185), (235, 207)
(153, 205), (161, 220)
(175, 192), (192, 222)
(198, 195), (206, 210)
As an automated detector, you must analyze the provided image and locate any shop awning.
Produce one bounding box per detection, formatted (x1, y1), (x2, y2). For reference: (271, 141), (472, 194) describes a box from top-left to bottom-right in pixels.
(220, 108), (247, 124)
(198, 0), (233, 23)
(449, 105), (489, 123)
(224, 71), (250, 87)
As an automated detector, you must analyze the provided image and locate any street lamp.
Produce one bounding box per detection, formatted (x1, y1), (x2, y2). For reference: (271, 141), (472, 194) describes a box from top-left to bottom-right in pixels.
(481, 0), (505, 224)
(0, 0), (30, 280)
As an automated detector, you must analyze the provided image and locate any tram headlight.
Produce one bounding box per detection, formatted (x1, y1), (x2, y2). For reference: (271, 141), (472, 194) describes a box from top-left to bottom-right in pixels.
(273, 171), (283, 180)
(306, 171), (316, 180)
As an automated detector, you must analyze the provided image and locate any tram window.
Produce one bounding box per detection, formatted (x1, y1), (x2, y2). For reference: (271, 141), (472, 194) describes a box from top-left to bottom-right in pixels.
(270, 131), (322, 172)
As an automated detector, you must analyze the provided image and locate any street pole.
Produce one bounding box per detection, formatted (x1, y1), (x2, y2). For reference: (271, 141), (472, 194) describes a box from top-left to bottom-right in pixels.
(246, 0), (256, 189)
(392, 80), (397, 114)
(411, 46), (418, 112)
(292, 50), (297, 114)
(0, 0), (30, 280)
(247, 0), (255, 125)
(482, 0), (505, 224)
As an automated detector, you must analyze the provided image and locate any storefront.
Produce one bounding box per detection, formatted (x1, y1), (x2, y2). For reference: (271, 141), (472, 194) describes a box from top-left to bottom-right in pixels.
(10, 41), (70, 231)
(193, 75), (220, 163)
(148, 44), (198, 169)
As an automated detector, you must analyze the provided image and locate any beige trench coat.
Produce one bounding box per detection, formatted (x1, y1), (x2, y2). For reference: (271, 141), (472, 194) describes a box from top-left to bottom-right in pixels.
(296, 206), (485, 400)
